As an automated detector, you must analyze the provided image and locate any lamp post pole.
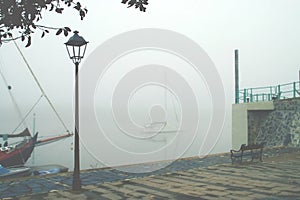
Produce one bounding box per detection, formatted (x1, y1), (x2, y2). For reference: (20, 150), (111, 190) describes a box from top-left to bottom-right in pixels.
(64, 31), (88, 191)
(73, 61), (80, 190)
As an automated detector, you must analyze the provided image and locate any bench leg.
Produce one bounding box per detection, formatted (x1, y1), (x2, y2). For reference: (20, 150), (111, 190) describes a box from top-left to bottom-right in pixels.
(260, 149), (263, 162)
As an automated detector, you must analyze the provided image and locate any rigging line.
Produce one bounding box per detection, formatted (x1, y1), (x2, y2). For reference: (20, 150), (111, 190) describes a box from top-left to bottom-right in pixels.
(12, 94), (44, 134)
(13, 40), (70, 132)
(0, 64), (28, 129)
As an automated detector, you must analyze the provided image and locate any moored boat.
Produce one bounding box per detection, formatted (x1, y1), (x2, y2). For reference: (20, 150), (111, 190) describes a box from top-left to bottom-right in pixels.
(31, 164), (68, 176)
(0, 129), (38, 167)
(0, 164), (31, 179)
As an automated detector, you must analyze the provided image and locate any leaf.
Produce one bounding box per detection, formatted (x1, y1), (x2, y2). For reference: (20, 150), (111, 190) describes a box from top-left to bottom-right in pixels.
(80, 10), (85, 19)
(74, 3), (81, 11)
(49, 3), (54, 11)
(56, 29), (62, 35)
(21, 35), (25, 41)
(63, 29), (68, 36)
(139, 5), (146, 12)
(25, 36), (31, 48)
(55, 8), (64, 13)
(41, 31), (45, 38)
(122, 0), (148, 12)
(64, 27), (71, 32)
(32, 24), (37, 29)
(45, 29), (49, 33)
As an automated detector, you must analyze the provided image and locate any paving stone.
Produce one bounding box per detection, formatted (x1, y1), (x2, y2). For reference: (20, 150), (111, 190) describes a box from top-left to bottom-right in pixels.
(82, 185), (96, 190)
(279, 186), (300, 192)
(245, 193), (267, 199)
(176, 189), (207, 197)
(1, 147), (300, 199)
(198, 195), (222, 200)
(228, 190), (253, 196)
(139, 182), (175, 190)
(250, 188), (278, 195)
(89, 187), (112, 194)
(100, 193), (123, 200)
(158, 177), (194, 187)
(102, 183), (145, 198)
(279, 191), (299, 196)
(224, 194), (251, 200)
(122, 184), (172, 198)
(204, 185), (227, 191)
(202, 190), (230, 197)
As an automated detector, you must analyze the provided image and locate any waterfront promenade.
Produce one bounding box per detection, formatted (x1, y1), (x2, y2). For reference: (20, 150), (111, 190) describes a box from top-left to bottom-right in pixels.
(1, 147), (299, 199)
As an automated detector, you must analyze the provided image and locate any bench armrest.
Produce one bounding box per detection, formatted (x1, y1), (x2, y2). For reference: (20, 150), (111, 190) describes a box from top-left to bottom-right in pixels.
(230, 149), (241, 153)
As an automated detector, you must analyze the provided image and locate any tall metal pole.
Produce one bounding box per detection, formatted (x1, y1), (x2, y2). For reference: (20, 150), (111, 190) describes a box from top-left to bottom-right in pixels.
(72, 62), (81, 190)
(235, 49), (239, 104)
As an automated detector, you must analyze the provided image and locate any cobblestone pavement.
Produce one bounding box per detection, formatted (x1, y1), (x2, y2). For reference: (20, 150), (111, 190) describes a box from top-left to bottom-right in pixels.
(1, 147), (300, 199)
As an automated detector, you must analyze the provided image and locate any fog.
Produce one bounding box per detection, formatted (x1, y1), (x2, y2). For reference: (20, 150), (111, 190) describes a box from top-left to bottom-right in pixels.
(1, 0), (299, 171)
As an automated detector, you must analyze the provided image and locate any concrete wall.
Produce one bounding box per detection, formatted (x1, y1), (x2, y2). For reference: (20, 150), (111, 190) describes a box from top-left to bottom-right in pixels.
(232, 97), (300, 149)
(232, 101), (274, 149)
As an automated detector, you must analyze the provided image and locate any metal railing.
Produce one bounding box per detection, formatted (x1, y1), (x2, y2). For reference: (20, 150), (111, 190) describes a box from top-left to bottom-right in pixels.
(236, 81), (300, 103)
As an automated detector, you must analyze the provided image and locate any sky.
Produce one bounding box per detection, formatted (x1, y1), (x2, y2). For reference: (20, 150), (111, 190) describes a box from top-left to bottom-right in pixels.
(0, 0), (300, 169)
(1, 0), (299, 99)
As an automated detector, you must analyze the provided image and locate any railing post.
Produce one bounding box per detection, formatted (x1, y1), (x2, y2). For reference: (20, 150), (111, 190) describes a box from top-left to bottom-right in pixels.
(244, 89), (247, 103)
(278, 84), (281, 99)
(293, 82), (296, 98)
(269, 86), (272, 101)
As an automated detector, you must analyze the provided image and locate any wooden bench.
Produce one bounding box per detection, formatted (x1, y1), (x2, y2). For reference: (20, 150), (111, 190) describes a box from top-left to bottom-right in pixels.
(230, 144), (264, 164)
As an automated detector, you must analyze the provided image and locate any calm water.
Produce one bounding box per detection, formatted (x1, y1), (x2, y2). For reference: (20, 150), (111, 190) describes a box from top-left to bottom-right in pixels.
(1, 81), (231, 171)
(2, 105), (231, 171)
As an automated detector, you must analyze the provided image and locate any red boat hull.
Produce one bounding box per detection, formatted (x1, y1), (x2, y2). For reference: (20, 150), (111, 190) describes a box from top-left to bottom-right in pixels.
(0, 132), (38, 167)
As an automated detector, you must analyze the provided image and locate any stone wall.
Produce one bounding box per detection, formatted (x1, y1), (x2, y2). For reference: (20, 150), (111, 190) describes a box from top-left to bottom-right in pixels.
(247, 111), (271, 144)
(254, 98), (300, 147)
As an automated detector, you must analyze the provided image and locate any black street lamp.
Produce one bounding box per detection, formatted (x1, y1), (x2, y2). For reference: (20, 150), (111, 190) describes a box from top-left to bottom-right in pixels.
(65, 31), (88, 191)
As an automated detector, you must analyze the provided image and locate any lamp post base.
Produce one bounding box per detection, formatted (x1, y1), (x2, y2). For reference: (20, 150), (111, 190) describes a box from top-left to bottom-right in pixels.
(72, 175), (81, 191)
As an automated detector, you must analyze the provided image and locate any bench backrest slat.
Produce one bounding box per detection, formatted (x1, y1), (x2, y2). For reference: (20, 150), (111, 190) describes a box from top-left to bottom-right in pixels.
(241, 144), (263, 151)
